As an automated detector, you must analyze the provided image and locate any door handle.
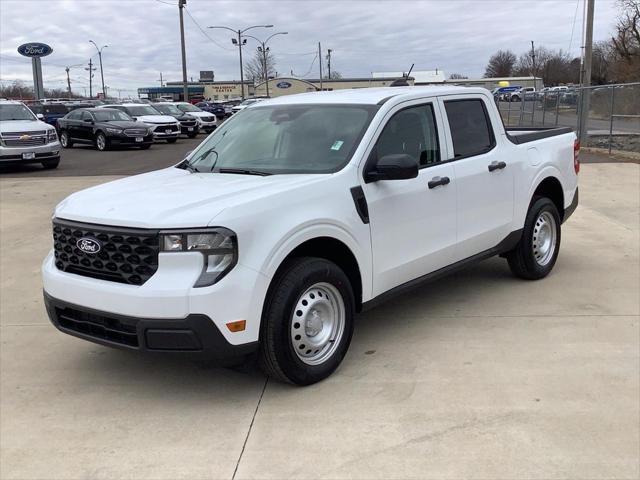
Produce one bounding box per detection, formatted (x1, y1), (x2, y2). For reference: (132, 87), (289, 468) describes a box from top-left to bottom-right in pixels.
(428, 176), (450, 189)
(488, 161), (507, 172)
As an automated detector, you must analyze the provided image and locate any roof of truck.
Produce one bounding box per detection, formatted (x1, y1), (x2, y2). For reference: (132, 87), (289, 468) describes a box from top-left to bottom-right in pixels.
(261, 86), (490, 106)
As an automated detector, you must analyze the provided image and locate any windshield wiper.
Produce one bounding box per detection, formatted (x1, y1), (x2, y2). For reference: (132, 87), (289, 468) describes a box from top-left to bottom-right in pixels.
(216, 167), (272, 176)
(178, 159), (200, 173)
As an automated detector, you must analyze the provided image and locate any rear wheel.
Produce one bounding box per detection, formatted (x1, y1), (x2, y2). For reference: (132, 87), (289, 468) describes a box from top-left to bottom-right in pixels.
(59, 131), (73, 148)
(506, 196), (561, 279)
(95, 132), (108, 151)
(42, 158), (60, 169)
(259, 257), (355, 385)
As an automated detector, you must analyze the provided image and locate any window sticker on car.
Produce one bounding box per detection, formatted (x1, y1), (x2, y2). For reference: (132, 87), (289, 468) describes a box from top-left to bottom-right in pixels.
(331, 140), (344, 151)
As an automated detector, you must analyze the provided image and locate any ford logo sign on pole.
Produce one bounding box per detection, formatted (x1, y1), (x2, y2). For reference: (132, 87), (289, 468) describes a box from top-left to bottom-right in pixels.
(17, 42), (53, 100)
(276, 81), (292, 89)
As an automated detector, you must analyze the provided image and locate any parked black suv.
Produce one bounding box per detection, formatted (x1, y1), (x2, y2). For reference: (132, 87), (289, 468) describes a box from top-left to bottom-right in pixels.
(151, 103), (199, 138)
(57, 108), (153, 151)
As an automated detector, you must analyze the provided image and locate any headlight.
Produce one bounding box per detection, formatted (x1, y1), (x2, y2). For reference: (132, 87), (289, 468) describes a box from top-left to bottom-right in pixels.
(47, 129), (58, 143)
(160, 228), (237, 287)
(105, 127), (123, 134)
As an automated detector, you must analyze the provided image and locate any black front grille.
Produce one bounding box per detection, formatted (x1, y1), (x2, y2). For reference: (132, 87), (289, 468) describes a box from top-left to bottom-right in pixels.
(53, 219), (160, 285)
(56, 306), (139, 347)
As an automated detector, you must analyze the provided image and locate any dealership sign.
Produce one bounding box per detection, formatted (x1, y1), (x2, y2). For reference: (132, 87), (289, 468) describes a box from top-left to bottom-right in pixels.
(17, 42), (53, 58)
(276, 81), (292, 89)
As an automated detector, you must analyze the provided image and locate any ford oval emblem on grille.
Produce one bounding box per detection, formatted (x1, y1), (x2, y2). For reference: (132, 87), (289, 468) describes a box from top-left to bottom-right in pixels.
(77, 237), (101, 254)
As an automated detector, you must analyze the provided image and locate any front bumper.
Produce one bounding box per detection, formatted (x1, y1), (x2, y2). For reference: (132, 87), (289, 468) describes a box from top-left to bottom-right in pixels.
(180, 124), (199, 135)
(0, 141), (61, 163)
(148, 125), (180, 140)
(108, 134), (154, 147)
(42, 250), (270, 348)
(44, 292), (258, 360)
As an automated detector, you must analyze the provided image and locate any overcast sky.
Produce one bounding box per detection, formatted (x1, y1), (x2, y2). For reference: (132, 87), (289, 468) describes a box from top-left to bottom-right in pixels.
(0, 0), (621, 96)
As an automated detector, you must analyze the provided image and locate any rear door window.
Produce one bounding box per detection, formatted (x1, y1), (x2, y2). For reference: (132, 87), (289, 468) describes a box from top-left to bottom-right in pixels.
(444, 99), (495, 158)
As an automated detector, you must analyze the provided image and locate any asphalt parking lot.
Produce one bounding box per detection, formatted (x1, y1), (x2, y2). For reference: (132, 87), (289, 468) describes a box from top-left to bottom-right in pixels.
(0, 148), (638, 479)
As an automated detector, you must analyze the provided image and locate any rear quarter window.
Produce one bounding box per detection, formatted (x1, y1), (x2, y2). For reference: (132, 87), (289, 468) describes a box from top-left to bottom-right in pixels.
(444, 99), (495, 158)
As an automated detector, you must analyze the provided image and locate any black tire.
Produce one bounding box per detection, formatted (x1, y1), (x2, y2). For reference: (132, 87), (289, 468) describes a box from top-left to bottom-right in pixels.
(166, 138), (178, 144)
(139, 144), (151, 150)
(259, 257), (355, 385)
(506, 196), (561, 280)
(95, 132), (108, 151)
(42, 158), (60, 169)
(59, 130), (73, 148)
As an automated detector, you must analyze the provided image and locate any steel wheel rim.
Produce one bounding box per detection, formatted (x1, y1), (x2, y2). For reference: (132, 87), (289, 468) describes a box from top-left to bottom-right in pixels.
(97, 135), (105, 150)
(290, 282), (345, 366)
(60, 132), (68, 147)
(532, 211), (557, 266)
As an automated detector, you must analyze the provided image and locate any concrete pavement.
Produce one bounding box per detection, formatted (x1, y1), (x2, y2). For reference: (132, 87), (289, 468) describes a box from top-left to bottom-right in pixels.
(1, 163), (638, 479)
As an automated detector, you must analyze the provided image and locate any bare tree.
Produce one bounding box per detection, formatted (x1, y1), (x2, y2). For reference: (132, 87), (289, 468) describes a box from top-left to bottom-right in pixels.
(244, 48), (277, 83)
(448, 73), (469, 79)
(324, 71), (343, 79)
(484, 50), (517, 77)
(610, 0), (640, 80)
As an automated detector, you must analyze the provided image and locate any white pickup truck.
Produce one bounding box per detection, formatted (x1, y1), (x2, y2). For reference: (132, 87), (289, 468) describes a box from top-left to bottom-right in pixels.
(42, 86), (579, 385)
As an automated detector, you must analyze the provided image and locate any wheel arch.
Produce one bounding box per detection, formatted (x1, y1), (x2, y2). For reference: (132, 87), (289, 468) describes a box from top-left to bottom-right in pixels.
(532, 175), (564, 220)
(266, 236), (364, 312)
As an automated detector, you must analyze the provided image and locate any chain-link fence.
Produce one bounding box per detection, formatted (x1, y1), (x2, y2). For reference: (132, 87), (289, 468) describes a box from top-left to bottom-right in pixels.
(497, 82), (640, 153)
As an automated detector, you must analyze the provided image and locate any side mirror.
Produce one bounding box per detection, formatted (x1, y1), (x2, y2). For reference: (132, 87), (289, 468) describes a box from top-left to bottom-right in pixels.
(365, 154), (419, 183)
(36, 113), (44, 120)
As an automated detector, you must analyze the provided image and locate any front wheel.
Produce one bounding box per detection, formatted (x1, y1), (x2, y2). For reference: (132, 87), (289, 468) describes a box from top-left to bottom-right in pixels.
(506, 196), (561, 280)
(259, 257), (355, 385)
(59, 130), (73, 148)
(95, 132), (108, 151)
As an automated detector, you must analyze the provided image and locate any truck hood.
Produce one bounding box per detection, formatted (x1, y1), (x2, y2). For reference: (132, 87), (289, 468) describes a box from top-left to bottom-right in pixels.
(185, 111), (215, 119)
(55, 167), (327, 228)
(0, 119), (53, 133)
(134, 114), (178, 124)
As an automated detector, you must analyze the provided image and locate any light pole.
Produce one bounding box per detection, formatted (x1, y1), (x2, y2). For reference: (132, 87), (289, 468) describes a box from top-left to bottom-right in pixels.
(244, 32), (287, 98)
(208, 24), (273, 100)
(89, 40), (108, 98)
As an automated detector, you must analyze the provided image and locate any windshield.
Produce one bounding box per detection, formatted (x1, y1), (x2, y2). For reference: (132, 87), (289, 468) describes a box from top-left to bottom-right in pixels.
(153, 104), (182, 115)
(0, 104), (36, 121)
(177, 103), (202, 112)
(126, 105), (161, 116)
(93, 109), (133, 122)
(187, 104), (377, 175)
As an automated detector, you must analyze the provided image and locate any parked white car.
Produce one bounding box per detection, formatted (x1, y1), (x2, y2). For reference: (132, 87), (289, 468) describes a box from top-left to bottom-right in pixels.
(231, 97), (266, 114)
(165, 102), (217, 134)
(0, 100), (61, 169)
(99, 103), (180, 143)
(43, 86), (579, 385)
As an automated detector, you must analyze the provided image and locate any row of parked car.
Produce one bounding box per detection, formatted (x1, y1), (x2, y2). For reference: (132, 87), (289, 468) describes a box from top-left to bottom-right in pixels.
(492, 85), (578, 104)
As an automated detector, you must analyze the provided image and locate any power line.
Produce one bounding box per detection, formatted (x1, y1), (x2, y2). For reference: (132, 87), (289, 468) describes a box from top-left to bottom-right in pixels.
(299, 53), (318, 78)
(183, 7), (235, 51)
(568, 0), (581, 55)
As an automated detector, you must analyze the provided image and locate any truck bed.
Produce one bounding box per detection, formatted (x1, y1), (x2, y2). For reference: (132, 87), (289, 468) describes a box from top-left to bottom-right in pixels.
(506, 126), (574, 145)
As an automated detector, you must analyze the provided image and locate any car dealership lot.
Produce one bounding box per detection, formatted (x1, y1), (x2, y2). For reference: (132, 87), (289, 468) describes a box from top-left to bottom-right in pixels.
(0, 158), (638, 478)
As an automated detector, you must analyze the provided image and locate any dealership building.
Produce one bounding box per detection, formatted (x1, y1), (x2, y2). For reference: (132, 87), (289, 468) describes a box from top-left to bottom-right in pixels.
(138, 70), (542, 101)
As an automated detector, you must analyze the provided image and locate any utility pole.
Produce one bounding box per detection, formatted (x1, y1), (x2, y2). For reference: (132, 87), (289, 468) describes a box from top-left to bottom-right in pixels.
(530, 41), (536, 77)
(85, 59), (96, 98)
(158, 72), (164, 87)
(65, 67), (72, 98)
(318, 42), (323, 90)
(89, 40), (108, 98)
(326, 49), (332, 79)
(178, 0), (189, 102)
(245, 32), (286, 98)
(578, 0), (595, 143)
(238, 30), (245, 99)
